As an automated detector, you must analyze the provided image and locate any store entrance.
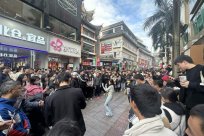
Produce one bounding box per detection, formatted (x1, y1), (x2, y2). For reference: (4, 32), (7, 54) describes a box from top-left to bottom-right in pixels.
(0, 45), (31, 68)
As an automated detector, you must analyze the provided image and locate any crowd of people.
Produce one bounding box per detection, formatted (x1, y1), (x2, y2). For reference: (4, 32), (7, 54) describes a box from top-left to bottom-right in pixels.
(0, 54), (203, 136)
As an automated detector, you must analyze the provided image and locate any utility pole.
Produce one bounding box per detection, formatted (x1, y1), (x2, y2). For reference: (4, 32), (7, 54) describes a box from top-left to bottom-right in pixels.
(172, 0), (181, 77)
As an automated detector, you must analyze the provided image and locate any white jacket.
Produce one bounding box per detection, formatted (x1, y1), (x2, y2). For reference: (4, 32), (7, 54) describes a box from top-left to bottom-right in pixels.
(124, 116), (177, 136)
(161, 105), (186, 136)
(102, 85), (114, 96)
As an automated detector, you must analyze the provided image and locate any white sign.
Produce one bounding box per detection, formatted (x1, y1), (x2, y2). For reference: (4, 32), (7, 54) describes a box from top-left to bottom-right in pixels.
(0, 24), (45, 45)
(0, 53), (17, 58)
(49, 37), (81, 58)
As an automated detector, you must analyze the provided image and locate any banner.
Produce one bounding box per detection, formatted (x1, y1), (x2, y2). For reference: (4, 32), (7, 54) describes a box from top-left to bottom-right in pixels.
(101, 43), (112, 54)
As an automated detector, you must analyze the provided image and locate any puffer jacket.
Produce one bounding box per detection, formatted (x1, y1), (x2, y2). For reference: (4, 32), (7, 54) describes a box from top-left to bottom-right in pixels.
(0, 98), (30, 136)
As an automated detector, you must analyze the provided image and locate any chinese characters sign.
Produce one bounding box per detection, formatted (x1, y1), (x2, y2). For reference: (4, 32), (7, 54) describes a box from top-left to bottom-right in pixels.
(0, 16), (47, 52)
(0, 24), (45, 45)
(49, 37), (81, 58)
(0, 46), (18, 58)
(101, 43), (112, 54)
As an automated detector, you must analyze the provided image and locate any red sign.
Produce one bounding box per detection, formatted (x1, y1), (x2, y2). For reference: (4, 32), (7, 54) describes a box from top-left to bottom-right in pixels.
(83, 60), (91, 66)
(50, 38), (63, 52)
(96, 57), (100, 66)
(101, 43), (112, 54)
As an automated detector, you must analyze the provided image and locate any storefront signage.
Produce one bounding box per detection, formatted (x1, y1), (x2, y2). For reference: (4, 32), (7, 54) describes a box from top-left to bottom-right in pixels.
(103, 62), (112, 66)
(101, 43), (112, 54)
(0, 53), (17, 58)
(49, 37), (81, 58)
(0, 24), (45, 45)
(0, 16), (47, 52)
(0, 46), (18, 58)
(100, 54), (113, 59)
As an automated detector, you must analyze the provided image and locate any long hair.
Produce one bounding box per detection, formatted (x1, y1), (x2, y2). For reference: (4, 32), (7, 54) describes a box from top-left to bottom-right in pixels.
(17, 74), (26, 86)
(109, 79), (115, 86)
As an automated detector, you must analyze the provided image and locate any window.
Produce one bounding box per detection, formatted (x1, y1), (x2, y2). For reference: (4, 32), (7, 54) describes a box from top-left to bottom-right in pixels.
(83, 44), (94, 53)
(0, 0), (42, 27)
(102, 29), (114, 36)
(192, 4), (204, 34)
(83, 28), (95, 39)
(49, 16), (77, 40)
(84, 38), (95, 45)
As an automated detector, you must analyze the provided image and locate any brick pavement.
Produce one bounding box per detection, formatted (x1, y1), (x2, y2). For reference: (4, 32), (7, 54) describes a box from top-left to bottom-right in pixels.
(82, 92), (130, 136)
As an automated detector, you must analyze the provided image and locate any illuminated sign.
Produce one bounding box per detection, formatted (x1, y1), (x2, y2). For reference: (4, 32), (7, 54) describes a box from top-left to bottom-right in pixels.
(49, 37), (81, 58)
(0, 24), (45, 45)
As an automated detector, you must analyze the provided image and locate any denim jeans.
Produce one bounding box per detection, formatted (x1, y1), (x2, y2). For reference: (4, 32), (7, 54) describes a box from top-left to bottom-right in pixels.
(121, 83), (126, 91)
(104, 95), (113, 116)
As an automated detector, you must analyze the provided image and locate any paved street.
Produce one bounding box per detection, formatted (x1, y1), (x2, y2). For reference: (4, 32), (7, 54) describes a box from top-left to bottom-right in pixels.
(82, 92), (130, 136)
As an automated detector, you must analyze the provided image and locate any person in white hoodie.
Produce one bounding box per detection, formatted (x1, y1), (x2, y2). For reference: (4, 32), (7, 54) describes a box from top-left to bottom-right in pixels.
(124, 84), (177, 136)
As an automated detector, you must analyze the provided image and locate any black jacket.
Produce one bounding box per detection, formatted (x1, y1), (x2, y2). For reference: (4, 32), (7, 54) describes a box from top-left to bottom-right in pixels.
(179, 64), (204, 109)
(70, 78), (80, 88)
(44, 85), (86, 134)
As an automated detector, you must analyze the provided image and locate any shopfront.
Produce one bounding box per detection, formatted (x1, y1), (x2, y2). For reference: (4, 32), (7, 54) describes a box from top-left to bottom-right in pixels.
(48, 36), (81, 70)
(0, 16), (48, 68)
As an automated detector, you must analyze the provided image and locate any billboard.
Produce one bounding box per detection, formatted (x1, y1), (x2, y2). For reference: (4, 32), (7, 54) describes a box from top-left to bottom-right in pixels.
(101, 43), (112, 54)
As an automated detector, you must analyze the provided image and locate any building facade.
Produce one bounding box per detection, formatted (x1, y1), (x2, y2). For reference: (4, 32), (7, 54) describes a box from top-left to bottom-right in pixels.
(181, 0), (204, 65)
(0, 0), (83, 70)
(81, 21), (102, 69)
(80, 3), (101, 69)
(100, 21), (153, 70)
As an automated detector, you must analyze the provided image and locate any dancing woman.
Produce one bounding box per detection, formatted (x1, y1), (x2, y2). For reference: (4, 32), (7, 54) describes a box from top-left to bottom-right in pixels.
(102, 79), (115, 117)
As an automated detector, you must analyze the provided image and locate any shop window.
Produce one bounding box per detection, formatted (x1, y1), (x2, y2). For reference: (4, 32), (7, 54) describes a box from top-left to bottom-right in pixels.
(0, 45), (31, 68)
(0, 0), (42, 27)
(83, 44), (94, 53)
(49, 16), (77, 41)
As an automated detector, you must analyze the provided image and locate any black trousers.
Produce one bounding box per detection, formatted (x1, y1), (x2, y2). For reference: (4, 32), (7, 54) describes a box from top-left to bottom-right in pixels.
(95, 85), (101, 96)
(86, 86), (93, 99)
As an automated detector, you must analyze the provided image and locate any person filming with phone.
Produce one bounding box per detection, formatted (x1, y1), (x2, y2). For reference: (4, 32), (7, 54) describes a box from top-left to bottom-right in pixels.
(0, 80), (31, 136)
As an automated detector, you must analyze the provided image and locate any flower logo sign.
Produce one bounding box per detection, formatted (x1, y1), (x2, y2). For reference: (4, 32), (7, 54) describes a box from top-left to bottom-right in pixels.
(58, 0), (77, 16)
(50, 39), (63, 52)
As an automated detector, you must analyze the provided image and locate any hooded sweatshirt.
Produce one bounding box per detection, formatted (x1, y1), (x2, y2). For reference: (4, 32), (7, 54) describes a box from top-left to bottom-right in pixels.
(25, 85), (44, 97)
(123, 116), (177, 136)
(0, 98), (30, 136)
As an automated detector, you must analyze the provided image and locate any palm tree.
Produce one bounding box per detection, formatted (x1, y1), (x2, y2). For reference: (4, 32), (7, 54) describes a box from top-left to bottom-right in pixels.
(172, 0), (181, 77)
(144, 0), (181, 67)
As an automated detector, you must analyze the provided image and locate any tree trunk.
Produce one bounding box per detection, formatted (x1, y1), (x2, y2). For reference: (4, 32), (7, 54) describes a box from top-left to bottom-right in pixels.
(172, 0), (181, 77)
